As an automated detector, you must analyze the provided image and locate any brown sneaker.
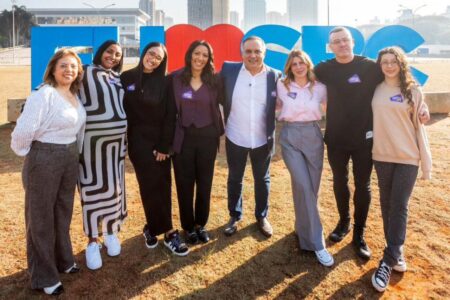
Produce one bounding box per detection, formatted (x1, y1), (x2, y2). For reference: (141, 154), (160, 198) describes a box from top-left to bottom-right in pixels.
(257, 218), (273, 237)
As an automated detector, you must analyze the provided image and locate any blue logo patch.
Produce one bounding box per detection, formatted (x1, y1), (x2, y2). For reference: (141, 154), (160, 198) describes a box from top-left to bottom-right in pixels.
(287, 92), (297, 99)
(182, 90), (193, 100)
(127, 83), (136, 91)
(390, 94), (403, 103)
(348, 74), (361, 84)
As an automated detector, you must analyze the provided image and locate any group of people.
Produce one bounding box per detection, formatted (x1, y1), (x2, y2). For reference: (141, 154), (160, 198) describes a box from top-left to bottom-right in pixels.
(11, 26), (431, 295)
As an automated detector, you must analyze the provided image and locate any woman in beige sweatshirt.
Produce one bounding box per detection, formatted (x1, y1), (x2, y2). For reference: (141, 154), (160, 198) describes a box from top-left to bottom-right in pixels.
(370, 47), (432, 293)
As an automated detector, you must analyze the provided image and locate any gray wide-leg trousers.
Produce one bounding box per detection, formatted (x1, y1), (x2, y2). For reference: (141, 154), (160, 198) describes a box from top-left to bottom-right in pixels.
(22, 141), (78, 289)
(280, 122), (326, 251)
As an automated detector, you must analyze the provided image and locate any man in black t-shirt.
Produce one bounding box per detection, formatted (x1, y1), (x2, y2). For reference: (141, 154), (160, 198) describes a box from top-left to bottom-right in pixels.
(315, 27), (429, 260)
(315, 27), (384, 260)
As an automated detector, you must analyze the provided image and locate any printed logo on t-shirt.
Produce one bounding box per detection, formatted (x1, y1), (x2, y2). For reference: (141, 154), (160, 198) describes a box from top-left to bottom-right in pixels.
(366, 131), (373, 139)
(271, 90), (277, 97)
(126, 83), (136, 91)
(348, 74), (361, 84)
(287, 92), (297, 99)
(182, 90), (193, 100)
(390, 94), (403, 103)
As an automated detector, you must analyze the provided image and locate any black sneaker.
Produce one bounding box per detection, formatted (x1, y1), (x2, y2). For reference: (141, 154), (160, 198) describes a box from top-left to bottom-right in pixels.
(186, 230), (199, 244)
(328, 221), (352, 242)
(371, 261), (392, 292)
(143, 227), (158, 249)
(352, 232), (371, 260)
(197, 227), (210, 243)
(164, 230), (189, 256)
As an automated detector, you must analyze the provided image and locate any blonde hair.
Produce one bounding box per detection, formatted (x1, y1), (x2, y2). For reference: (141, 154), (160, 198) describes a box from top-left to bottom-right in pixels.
(43, 48), (83, 94)
(283, 49), (316, 93)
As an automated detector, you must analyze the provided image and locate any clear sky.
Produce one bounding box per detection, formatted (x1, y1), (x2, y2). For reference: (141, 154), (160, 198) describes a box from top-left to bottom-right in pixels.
(1, 0), (448, 25)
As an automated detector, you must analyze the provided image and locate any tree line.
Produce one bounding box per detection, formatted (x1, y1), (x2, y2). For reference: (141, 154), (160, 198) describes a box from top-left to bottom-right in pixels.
(0, 5), (35, 48)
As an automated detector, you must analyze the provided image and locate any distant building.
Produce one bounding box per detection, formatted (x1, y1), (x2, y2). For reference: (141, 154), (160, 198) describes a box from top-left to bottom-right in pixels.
(154, 9), (165, 26)
(28, 8), (150, 56)
(444, 5), (450, 18)
(267, 11), (284, 25)
(164, 16), (174, 28)
(188, 0), (213, 29)
(287, 0), (318, 29)
(139, 0), (155, 25)
(213, 0), (230, 24)
(398, 9), (414, 22)
(230, 10), (239, 27)
(244, 0), (266, 30)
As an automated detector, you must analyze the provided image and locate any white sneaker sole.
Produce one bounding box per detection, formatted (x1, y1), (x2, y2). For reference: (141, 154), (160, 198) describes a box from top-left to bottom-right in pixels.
(393, 263), (407, 272)
(144, 233), (158, 249)
(371, 273), (387, 292)
(163, 241), (189, 257)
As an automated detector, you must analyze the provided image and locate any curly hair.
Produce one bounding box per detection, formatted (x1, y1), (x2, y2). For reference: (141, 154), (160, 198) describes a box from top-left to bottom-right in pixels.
(180, 40), (216, 88)
(282, 49), (316, 93)
(43, 48), (83, 94)
(377, 47), (417, 110)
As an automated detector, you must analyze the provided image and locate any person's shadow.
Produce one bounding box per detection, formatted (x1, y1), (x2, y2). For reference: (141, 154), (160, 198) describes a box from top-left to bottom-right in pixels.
(0, 223), (264, 298)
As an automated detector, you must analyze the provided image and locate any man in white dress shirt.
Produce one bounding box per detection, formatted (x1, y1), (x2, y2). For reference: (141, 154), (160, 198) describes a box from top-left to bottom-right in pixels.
(220, 36), (280, 237)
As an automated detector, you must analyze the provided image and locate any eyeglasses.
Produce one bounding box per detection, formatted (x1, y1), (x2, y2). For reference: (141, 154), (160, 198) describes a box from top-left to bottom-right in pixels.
(145, 50), (163, 62)
(380, 60), (399, 67)
(329, 38), (351, 45)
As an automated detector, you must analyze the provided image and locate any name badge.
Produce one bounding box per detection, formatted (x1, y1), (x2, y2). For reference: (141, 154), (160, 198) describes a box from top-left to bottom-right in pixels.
(271, 90), (277, 97)
(390, 94), (403, 103)
(182, 90), (193, 100)
(126, 83), (136, 91)
(109, 78), (120, 85)
(348, 74), (361, 84)
(366, 131), (373, 139)
(287, 92), (297, 99)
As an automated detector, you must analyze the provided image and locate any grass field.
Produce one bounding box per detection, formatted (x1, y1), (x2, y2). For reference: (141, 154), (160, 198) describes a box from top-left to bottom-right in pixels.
(0, 64), (449, 299)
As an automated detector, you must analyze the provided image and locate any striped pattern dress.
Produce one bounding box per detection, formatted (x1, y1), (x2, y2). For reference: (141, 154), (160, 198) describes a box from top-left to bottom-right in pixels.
(79, 64), (127, 238)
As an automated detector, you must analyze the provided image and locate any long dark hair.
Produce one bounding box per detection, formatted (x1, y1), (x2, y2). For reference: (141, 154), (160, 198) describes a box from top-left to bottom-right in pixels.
(138, 42), (168, 77)
(93, 40), (123, 72)
(377, 47), (416, 110)
(180, 40), (216, 87)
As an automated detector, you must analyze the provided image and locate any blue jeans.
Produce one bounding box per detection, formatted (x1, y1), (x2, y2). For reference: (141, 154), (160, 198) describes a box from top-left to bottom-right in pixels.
(225, 138), (272, 220)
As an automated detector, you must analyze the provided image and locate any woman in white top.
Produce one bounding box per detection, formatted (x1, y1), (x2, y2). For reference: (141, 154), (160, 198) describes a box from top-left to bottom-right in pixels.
(277, 50), (333, 267)
(11, 49), (86, 295)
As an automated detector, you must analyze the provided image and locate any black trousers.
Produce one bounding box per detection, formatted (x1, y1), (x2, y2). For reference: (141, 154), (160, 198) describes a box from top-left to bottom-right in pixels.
(326, 145), (372, 230)
(173, 134), (218, 231)
(128, 133), (172, 236)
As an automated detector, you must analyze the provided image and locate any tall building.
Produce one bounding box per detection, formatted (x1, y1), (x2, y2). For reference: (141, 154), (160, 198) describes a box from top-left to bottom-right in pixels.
(244, 0), (266, 30)
(287, 0), (318, 29)
(154, 9), (165, 26)
(230, 10), (239, 27)
(266, 11), (283, 25)
(164, 16), (174, 28)
(139, 0), (155, 25)
(213, 0), (230, 24)
(188, 0), (213, 29)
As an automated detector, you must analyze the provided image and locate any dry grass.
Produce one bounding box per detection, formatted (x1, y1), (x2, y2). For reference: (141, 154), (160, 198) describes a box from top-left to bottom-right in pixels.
(0, 64), (449, 299)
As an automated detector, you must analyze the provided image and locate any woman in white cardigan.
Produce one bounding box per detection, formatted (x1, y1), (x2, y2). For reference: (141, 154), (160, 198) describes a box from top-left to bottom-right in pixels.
(11, 48), (86, 295)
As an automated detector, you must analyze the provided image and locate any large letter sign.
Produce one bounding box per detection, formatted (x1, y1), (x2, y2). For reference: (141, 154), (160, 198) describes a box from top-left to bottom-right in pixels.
(30, 24), (428, 89)
(31, 26), (118, 89)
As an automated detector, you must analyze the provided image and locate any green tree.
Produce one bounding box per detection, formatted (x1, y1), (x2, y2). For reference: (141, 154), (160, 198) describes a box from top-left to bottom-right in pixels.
(0, 5), (36, 48)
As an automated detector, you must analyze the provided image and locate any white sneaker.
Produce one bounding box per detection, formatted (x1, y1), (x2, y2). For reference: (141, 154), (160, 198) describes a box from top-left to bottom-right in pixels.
(393, 258), (407, 272)
(315, 248), (334, 267)
(104, 234), (121, 256)
(43, 282), (63, 295)
(86, 242), (102, 270)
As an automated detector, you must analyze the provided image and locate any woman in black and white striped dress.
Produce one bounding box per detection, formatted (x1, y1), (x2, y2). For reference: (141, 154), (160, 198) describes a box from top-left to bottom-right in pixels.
(78, 40), (127, 270)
